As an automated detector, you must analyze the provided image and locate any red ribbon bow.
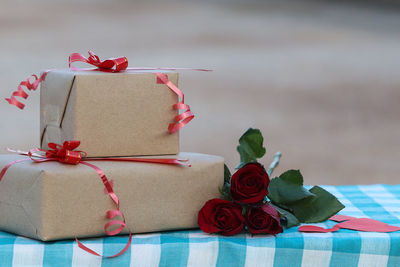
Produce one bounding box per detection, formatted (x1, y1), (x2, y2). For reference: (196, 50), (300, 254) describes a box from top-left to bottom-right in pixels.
(69, 50), (128, 72)
(37, 141), (85, 165)
(0, 141), (189, 258)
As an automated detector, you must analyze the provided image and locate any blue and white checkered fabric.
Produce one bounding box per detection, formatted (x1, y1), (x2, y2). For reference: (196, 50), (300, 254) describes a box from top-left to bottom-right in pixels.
(1, 184), (399, 267)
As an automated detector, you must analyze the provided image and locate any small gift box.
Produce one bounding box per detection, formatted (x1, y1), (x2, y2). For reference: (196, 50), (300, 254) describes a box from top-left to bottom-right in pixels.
(0, 152), (223, 241)
(40, 69), (180, 157)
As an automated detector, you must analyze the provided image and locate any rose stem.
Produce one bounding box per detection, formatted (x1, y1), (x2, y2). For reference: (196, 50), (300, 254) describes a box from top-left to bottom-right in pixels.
(267, 152), (282, 176)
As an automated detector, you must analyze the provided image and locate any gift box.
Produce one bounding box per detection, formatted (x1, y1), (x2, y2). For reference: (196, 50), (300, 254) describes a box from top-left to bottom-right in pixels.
(40, 70), (179, 157)
(0, 152), (223, 241)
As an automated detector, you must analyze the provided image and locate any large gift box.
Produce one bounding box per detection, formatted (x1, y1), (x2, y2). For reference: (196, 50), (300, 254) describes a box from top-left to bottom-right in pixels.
(40, 70), (180, 157)
(0, 152), (223, 241)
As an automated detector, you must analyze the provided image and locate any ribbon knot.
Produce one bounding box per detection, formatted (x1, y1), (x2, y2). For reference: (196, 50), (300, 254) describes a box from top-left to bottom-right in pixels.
(87, 51), (101, 64)
(69, 50), (128, 72)
(43, 141), (85, 165)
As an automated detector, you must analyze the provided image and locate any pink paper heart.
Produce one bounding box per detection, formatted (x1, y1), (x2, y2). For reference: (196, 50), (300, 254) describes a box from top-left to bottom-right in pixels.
(299, 224), (340, 233)
(337, 218), (400, 232)
(329, 215), (356, 222)
(299, 215), (400, 233)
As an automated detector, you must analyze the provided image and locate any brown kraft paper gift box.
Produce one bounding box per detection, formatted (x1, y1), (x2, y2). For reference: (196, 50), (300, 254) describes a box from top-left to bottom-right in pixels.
(40, 70), (180, 157)
(0, 152), (224, 241)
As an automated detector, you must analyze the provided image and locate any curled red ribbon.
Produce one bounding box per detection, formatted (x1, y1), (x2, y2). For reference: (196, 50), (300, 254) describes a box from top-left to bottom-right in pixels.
(156, 73), (194, 134)
(6, 50), (210, 133)
(5, 72), (48, 110)
(1, 141), (189, 258)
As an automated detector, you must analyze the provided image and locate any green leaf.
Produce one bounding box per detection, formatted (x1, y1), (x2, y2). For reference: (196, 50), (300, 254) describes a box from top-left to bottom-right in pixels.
(271, 204), (300, 228)
(268, 170), (315, 204)
(219, 164), (232, 201)
(237, 146), (251, 168)
(218, 187), (231, 201)
(287, 186), (345, 223)
(224, 164), (231, 184)
(236, 128), (266, 167)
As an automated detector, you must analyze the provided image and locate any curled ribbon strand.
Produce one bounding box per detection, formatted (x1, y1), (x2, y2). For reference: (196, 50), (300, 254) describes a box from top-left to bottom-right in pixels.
(5, 72), (48, 110)
(156, 73), (194, 133)
(0, 141), (189, 258)
(5, 50), (210, 132)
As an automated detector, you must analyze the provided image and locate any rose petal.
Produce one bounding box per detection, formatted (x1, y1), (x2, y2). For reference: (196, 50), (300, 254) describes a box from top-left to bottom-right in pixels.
(246, 205), (283, 235)
(261, 204), (280, 222)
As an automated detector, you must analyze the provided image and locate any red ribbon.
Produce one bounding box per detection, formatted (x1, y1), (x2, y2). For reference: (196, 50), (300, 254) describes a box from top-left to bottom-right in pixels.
(1, 141), (189, 258)
(6, 50), (210, 133)
(5, 72), (48, 110)
(69, 50), (128, 72)
(156, 73), (194, 134)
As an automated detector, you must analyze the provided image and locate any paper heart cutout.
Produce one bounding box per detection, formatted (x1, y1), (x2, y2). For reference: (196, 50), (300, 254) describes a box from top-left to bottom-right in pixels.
(329, 215), (355, 222)
(299, 215), (400, 233)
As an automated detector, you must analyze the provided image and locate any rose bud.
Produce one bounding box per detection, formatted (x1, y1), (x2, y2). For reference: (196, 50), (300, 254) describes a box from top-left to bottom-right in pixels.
(245, 204), (283, 235)
(198, 198), (244, 236)
(230, 162), (269, 205)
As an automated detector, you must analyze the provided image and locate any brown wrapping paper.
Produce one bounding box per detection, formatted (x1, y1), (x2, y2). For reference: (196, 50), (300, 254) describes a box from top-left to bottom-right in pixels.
(40, 70), (179, 157)
(0, 152), (223, 241)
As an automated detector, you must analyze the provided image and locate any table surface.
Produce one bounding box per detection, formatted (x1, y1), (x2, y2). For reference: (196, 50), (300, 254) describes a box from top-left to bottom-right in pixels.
(1, 184), (399, 267)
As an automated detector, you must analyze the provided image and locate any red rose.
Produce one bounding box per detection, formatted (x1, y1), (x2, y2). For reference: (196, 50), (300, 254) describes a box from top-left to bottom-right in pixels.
(230, 162), (269, 204)
(245, 204), (283, 235)
(198, 198), (244, 236)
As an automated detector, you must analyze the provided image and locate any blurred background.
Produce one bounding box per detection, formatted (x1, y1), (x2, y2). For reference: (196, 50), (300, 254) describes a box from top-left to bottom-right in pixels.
(1, 0), (399, 185)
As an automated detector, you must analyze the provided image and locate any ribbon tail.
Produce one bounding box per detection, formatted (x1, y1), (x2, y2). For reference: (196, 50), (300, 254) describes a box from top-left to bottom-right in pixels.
(77, 160), (133, 258)
(87, 157), (190, 167)
(69, 53), (90, 69)
(168, 110), (195, 134)
(126, 67), (211, 72)
(155, 72), (194, 133)
(126, 158), (190, 166)
(0, 159), (31, 183)
(75, 233), (132, 258)
(79, 161), (118, 204)
(5, 95), (26, 109)
(75, 238), (101, 257)
(6, 72), (48, 109)
(108, 233), (132, 258)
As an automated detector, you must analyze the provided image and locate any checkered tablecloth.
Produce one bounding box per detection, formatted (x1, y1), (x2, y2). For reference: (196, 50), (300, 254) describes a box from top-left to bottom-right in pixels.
(1, 184), (399, 267)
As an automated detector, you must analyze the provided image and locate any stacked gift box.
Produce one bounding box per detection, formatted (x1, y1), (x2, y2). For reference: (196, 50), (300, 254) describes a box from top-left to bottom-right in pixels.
(0, 69), (223, 241)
